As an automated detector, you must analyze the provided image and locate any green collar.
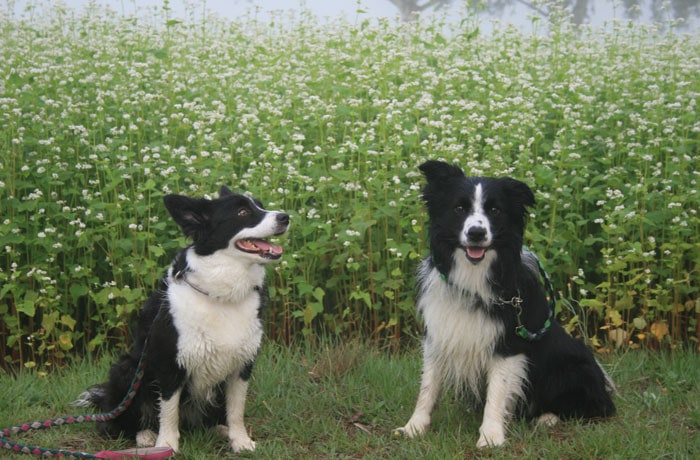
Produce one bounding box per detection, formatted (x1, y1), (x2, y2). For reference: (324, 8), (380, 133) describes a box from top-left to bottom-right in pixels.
(437, 248), (556, 342)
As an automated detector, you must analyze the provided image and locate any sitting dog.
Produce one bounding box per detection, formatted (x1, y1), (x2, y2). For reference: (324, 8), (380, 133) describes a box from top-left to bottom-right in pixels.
(397, 160), (615, 448)
(79, 186), (289, 453)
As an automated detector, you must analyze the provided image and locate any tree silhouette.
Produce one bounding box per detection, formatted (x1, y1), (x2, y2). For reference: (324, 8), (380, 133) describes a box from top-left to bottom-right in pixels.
(387, 0), (455, 21)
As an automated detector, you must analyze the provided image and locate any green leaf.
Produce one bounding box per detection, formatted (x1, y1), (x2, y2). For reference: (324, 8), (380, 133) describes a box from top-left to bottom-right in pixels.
(58, 332), (73, 351)
(303, 305), (318, 326)
(312, 287), (325, 303)
(607, 310), (624, 327)
(70, 284), (89, 302)
(149, 244), (165, 258)
(60, 314), (77, 331)
(18, 291), (38, 316)
(632, 317), (647, 330)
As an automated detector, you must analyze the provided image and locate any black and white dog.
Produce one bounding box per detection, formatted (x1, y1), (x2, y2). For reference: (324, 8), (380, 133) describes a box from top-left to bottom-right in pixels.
(397, 160), (615, 448)
(79, 186), (289, 453)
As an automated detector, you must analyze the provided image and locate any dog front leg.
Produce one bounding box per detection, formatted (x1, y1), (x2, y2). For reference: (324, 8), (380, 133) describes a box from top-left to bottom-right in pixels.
(396, 355), (441, 438)
(477, 355), (527, 448)
(225, 375), (256, 453)
(155, 387), (182, 452)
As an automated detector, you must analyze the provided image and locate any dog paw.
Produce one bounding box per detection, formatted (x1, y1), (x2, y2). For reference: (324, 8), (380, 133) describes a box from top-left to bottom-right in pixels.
(476, 423), (505, 448)
(394, 420), (428, 439)
(136, 430), (157, 448)
(213, 424), (229, 438)
(230, 437), (256, 453)
(155, 434), (179, 453)
(537, 413), (560, 427)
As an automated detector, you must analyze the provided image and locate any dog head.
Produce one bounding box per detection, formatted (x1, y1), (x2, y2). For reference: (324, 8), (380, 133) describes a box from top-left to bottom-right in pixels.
(419, 160), (534, 275)
(164, 186), (290, 263)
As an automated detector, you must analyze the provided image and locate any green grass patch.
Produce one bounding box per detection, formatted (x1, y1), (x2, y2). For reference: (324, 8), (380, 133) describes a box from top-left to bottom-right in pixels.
(1, 343), (699, 458)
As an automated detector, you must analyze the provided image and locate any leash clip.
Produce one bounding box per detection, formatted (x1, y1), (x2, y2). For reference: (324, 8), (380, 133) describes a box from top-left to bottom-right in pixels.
(510, 296), (523, 311)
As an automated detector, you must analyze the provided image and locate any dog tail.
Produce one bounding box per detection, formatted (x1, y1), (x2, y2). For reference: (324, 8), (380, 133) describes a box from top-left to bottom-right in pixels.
(75, 353), (139, 410)
(74, 354), (144, 438)
(74, 384), (108, 408)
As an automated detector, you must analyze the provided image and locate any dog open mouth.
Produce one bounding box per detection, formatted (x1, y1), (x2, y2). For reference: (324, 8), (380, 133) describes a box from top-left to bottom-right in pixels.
(235, 239), (283, 260)
(465, 246), (487, 264)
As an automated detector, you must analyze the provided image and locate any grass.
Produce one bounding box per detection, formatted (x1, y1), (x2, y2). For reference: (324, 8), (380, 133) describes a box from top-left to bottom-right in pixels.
(1, 342), (699, 458)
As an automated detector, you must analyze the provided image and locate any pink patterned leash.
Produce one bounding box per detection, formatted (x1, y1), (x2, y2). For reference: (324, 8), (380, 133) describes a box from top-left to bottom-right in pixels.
(1, 311), (173, 459)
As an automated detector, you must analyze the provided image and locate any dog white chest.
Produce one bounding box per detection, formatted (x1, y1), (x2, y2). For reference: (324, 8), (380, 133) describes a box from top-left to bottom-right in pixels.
(418, 266), (504, 397)
(168, 285), (263, 397)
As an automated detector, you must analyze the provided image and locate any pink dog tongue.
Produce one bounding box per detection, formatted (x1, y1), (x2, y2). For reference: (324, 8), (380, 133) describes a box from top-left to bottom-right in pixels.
(252, 239), (283, 256)
(237, 239), (283, 256)
(467, 247), (486, 259)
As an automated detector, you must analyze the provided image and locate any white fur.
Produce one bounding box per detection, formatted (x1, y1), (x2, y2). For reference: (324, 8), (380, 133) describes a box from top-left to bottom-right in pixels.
(461, 184), (493, 247)
(168, 280), (263, 398)
(148, 208), (283, 453)
(416, 260), (503, 397)
(178, 249), (267, 304)
(156, 388), (182, 451)
(537, 413), (560, 427)
(135, 429), (157, 448)
(476, 355), (528, 448)
(399, 195), (529, 448)
(446, 248), (498, 305)
(225, 377), (256, 452)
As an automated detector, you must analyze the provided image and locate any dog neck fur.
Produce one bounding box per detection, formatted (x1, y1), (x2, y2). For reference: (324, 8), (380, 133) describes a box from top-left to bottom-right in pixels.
(447, 248), (498, 305)
(170, 248), (265, 303)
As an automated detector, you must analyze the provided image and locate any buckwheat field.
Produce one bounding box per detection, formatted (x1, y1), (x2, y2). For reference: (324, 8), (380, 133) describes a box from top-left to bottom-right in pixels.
(1, 1), (698, 369)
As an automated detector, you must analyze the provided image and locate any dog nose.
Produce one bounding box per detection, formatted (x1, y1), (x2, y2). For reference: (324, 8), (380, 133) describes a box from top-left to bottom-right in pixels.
(467, 227), (487, 242)
(277, 213), (290, 226)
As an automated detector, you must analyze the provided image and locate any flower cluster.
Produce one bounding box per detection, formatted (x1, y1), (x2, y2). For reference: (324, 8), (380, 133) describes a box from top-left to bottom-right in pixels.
(1, 2), (698, 366)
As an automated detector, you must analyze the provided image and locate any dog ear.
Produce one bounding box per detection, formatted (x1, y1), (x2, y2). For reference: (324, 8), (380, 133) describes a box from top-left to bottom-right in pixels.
(501, 177), (535, 210)
(219, 185), (234, 197)
(419, 160), (465, 184)
(163, 194), (211, 240)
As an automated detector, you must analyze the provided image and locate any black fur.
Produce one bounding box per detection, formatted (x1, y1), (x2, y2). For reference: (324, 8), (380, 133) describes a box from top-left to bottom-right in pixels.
(398, 161), (614, 447)
(81, 186), (289, 452)
(422, 160), (614, 420)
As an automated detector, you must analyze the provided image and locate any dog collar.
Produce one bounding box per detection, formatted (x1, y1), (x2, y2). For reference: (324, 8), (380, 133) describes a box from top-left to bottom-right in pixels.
(436, 249), (556, 342)
(173, 270), (211, 297)
(172, 270), (262, 298)
(497, 293), (553, 341)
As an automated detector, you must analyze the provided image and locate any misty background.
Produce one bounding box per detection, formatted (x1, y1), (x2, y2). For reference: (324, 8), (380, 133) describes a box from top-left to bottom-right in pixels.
(5, 0), (700, 31)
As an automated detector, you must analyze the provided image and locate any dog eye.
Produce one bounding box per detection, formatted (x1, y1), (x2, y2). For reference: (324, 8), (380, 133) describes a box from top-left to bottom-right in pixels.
(454, 205), (466, 214)
(489, 207), (501, 215)
(238, 207), (251, 217)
